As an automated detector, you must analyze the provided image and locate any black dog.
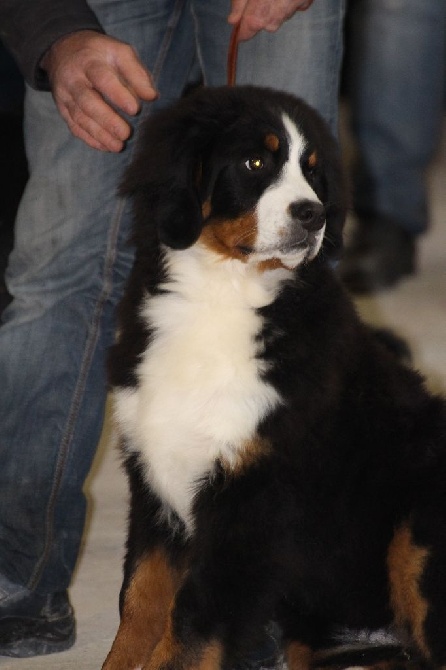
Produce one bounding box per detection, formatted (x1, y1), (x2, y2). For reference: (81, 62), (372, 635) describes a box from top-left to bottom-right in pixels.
(103, 86), (446, 670)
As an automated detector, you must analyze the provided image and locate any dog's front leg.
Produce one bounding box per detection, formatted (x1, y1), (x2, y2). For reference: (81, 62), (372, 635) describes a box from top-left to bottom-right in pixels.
(102, 546), (182, 670)
(143, 608), (223, 670)
(141, 541), (284, 670)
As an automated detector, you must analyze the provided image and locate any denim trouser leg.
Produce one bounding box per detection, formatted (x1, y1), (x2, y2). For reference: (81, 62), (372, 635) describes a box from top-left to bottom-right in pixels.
(0, 0), (345, 595)
(0, 0), (198, 594)
(348, 0), (446, 235)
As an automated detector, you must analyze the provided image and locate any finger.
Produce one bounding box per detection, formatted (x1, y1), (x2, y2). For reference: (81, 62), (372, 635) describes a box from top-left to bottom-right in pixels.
(67, 114), (125, 152)
(114, 47), (159, 104)
(68, 123), (113, 152)
(58, 103), (118, 151)
(58, 92), (130, 152)
(65, 83), (132, 141)
(296, 0), (313, 9)
(228, 0), (250, 24)
(237, 14), (268, 41)
(233, 0), (271, 40)
(85, 61), (146, 117)
(229, 0), (314, 40)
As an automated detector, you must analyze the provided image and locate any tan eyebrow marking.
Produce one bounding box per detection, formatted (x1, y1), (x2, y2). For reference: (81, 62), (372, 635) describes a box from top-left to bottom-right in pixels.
(264, 133), (280, 152)
(202, 199), (212, 219)
(308, 150), (318, 168)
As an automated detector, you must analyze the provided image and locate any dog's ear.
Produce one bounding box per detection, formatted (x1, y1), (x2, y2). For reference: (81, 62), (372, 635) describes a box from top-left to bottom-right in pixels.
(120, 96), (221, 250)
(322, 152), (349, 261)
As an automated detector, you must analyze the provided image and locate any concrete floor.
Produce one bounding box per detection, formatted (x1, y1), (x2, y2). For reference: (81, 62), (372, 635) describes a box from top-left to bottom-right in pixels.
(2, 122), (445, 670)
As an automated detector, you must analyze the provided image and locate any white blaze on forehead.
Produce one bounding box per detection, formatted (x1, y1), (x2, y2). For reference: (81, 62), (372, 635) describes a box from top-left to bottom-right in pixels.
(254, 113), (322, 253)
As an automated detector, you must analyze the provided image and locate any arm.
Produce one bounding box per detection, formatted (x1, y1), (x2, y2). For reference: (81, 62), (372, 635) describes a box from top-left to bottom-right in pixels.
(0, 0), (104, 90)
(0, 0), (157, 152)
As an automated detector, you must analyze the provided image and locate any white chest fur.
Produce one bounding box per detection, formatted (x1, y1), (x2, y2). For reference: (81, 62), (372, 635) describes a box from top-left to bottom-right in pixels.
(114, 246), (286, 532)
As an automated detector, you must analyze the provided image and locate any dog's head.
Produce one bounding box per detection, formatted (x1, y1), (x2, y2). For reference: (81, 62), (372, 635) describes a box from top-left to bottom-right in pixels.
(122, 86), (347, 270)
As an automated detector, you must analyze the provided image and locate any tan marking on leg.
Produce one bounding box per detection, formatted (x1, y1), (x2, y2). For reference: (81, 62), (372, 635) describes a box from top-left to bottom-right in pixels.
(265, 133), (280, 153)
(387, 524), (430, 657)
(220, 436), (271, 476)
(144, 613), (185, 670)
(102, 548), (182, 670)
(199, 213), (257, 261)
(196, 641), (223, 670)
(285, 641), (313, 670)
(144, 609), (222, 670)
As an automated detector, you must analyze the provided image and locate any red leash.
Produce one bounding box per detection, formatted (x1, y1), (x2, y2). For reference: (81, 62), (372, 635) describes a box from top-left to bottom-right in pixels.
(227, 22), (241, 86)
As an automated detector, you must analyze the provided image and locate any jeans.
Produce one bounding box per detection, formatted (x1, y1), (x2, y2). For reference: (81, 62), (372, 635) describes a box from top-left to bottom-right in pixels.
(0, 0), (345, 596)
(347, 0), (446, 235)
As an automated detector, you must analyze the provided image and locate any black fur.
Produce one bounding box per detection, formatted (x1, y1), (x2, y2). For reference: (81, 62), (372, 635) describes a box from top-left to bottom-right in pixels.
(105, 87), (446, 670)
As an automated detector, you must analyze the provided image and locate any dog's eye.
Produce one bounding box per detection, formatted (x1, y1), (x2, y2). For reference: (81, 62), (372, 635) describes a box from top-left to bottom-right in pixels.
(306, 165), (317, 178)
(244, 157), (264, 171)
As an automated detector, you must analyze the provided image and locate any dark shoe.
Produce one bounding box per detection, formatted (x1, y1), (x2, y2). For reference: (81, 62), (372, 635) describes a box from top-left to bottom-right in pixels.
(339, 216), (416, 294)
(0, 590), (75, 657)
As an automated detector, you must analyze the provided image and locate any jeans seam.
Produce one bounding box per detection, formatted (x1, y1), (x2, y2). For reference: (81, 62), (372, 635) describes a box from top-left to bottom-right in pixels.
(189, 3), (204, 83)
(27, 0), (189, 593)
(28, 196), (127, 591)
(330, 0), (346, 131)
(152, 0), (187, 85)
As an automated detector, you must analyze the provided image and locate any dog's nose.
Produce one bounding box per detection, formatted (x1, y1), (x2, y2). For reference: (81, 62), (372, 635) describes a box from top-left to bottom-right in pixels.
(289, 200), (325, 231)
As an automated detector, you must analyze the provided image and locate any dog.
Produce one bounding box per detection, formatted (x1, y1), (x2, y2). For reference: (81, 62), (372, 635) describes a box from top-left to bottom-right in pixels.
(102, 86), (446, 670)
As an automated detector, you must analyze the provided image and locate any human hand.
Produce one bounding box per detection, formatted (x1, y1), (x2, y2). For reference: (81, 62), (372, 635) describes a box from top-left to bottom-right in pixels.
(41, 30), (158, 152)
(228, 0), (315, 41)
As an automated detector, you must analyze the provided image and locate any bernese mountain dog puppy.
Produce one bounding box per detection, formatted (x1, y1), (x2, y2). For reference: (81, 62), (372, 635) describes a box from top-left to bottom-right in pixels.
(102, 86), (446, 670)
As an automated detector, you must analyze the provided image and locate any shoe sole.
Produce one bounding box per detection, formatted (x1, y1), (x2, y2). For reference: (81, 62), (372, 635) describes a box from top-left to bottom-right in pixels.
(0, 616), (76, 658)
(0, 634), (75, 658)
